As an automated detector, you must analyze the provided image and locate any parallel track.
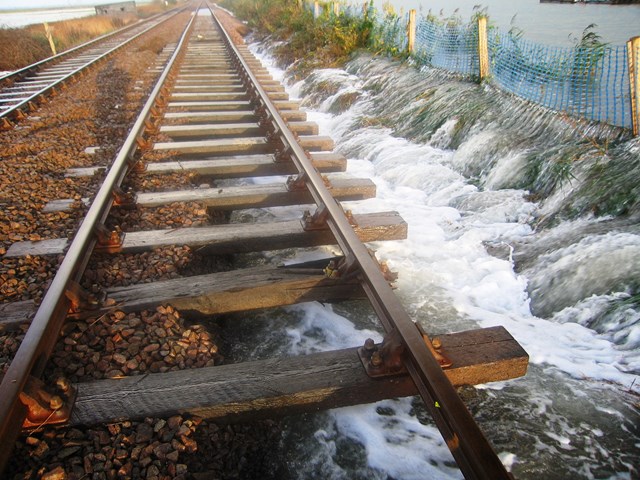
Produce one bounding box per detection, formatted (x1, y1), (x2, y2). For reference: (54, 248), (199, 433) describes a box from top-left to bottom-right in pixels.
(0, 7), (184, 128)
(0, 4), (525, 478)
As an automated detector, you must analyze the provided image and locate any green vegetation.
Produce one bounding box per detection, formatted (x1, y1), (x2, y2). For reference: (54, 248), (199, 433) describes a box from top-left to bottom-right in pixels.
(368, 3), (407, 58)
(219, 0), (376, 78)
(569, 24), (608, 90)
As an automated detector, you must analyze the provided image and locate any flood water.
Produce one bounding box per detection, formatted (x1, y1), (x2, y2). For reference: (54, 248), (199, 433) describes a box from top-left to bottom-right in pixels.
(372, 0), (640, 46)
(237, 27), (640, 478)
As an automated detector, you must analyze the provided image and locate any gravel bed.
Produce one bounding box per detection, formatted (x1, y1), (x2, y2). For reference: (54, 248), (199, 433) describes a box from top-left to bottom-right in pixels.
(6, 302), (282, 479)
(8, 415), (281, 480)
(0, 14), (191, 305)
(3, 9), (288, 480)
(49, 305), (222, 383)
(106, 202), (211, 233)
(84, 247), (195, 289)
(124, 171), (197, 193)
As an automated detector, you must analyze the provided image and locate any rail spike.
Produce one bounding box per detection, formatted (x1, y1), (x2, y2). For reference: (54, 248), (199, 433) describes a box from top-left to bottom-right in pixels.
(65, 280), (103, 313)
(275, 145), (293, 163)
(358, 325), (452, 378)
(301, 205), (329, 231)
(19, 376), (76, 429)
(135, 136), (153, 151)
(1, 118), (13, 130)
(112, 185), (137, 208)
(323, 254), (358, 280)
(302, 203), (356, 231)
(94, 223), (124, 253)
(323, 250), (397, 283)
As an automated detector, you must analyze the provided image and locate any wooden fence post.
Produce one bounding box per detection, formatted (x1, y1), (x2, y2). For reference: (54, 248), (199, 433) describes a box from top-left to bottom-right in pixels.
(407, 9), (416, 54)
(314, 0), (320, 19)
(477, 16), (489, 81)
(333, 2), (340, 16)
(43, 22), (57, 56)
(628, 36), (640, 136)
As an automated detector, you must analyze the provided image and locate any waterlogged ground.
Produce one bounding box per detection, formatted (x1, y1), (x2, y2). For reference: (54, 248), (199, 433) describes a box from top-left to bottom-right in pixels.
(230, 43), (640, 479)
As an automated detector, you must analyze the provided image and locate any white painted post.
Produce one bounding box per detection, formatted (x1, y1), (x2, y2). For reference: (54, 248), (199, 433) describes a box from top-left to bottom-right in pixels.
(628, 36), (640, 136)
(314, 1), (320, 19)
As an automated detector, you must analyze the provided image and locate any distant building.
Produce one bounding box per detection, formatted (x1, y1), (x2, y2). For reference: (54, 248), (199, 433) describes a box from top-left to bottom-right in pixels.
(95, 1), (137, 16)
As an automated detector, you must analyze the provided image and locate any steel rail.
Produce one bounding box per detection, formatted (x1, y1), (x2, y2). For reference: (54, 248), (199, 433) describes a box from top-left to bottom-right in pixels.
(208, 4), (512, 479)
(0, 8), (185, 125)
(0, 7), (200, 473)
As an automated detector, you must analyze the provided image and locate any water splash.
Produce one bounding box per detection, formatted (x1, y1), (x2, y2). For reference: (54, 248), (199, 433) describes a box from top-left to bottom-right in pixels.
(244, 42), (639, 479)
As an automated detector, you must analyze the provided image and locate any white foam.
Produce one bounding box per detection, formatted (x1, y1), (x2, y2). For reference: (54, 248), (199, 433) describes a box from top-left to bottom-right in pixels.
(331, 400), (463, 480)
(248, 43), (640, 479)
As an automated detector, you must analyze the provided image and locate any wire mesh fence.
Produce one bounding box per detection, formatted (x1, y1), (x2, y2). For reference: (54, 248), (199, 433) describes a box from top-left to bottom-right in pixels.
(307, 1), (637, 131)
(414, 18), (479, 78)
(410, 15), (634, 129)
(486, 30), (631, 128)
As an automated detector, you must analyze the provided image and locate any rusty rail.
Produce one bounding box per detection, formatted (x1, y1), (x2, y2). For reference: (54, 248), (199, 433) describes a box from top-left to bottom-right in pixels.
(0, 7), (199, 472)
(207, 3), (511, 479)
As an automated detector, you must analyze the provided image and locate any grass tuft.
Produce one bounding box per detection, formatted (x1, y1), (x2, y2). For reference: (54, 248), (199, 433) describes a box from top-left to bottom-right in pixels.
(0, 14), (138, 71)
(220, 0), (375, 78)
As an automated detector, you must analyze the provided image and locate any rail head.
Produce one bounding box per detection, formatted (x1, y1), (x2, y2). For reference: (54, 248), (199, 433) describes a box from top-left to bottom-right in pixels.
(206, 4), (512, 479)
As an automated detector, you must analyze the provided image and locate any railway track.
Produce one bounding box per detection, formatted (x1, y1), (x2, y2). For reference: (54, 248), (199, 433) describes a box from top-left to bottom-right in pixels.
(0, 3), (528, 478)
(0, 7), (185, 128)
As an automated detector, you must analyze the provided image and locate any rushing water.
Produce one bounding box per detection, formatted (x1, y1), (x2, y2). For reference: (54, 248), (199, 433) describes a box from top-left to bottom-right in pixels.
(219, 40), (640, 479)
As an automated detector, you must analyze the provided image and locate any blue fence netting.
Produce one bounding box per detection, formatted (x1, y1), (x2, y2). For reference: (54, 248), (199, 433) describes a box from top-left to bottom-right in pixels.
(487, 31), (631, 129)
(414, 19), (479, 78)
(308, 2), (635, 131)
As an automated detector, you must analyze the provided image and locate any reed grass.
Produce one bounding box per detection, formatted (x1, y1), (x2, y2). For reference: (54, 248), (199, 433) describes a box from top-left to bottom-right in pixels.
(0, 14), (136, 71)
(220, 0), (374, 78)
(0, 29), (51, 70)
(137, 1), (177, 18)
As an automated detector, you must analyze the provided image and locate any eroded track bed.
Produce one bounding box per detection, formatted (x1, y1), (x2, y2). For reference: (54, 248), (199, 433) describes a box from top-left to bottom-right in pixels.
(1, 4), (528, 479)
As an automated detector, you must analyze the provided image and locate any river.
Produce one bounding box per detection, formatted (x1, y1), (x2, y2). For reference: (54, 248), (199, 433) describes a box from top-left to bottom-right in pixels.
(0, 7), (96, 28)
(0, 1), (153, 29)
